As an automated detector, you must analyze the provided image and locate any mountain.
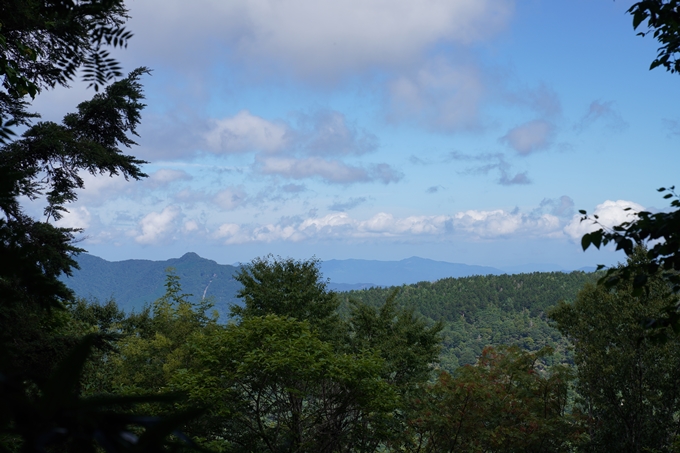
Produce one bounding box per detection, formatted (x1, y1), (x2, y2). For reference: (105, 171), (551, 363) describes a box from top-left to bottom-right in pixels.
(320, 257), (503, 287)
(61, 253), (591, 317)
(61, 253), (241, 317)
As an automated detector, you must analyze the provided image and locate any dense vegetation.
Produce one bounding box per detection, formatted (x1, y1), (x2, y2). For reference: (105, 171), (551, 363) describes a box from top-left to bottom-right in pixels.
(3, 0), (680, 451)
(341, 271), (594, 370)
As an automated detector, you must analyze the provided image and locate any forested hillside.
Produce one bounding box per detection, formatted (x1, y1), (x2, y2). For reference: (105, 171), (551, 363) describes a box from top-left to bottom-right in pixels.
(341, 271), (596, 369)
(62, 253), (242, 316)
(67, 251), (595, 370)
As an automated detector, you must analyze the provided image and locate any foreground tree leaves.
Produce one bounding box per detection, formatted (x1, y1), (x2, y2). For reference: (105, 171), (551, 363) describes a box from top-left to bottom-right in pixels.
(0, 335), (204, 453)
(0, 67), (149, 323)
(580, 189), (680, 329)
(629, 0), (680, 73)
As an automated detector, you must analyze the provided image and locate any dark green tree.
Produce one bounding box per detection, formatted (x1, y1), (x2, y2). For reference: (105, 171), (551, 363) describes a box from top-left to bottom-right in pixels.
(0, 66), (149, 378)
(0, 1), (206, 450)
(0, 0), (133, 139)
(550, 251), (680, 452)
(348, 291), (443, 389)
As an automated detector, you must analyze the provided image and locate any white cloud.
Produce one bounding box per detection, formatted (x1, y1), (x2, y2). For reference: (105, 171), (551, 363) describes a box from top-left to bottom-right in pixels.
(205, 109), (379, 157)
(329, 197), (367, 212)
(447, 151), (531, 186)
(76, 173), (130, 205)
(505, 83), (562, 118)
(564, 200), (645, 242)
(183, 220), (200, 233)
(56, 206), (92, 230)
(212, 203), (568, 245)
(135, 206), (181, 244)
(205, 110), (289, 153)
(501, 119), (555, 155)
(146, 169), (192, 188)
(202, 110), (393, 184)
(454, 209), (561, 239)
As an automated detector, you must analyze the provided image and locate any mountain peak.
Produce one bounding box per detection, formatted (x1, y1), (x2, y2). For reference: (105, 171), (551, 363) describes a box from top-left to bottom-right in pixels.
(178, 252), (202, 261)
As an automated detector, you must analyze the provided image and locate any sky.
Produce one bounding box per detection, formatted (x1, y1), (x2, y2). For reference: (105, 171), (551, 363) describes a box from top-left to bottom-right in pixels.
(26, 0), (680, 269)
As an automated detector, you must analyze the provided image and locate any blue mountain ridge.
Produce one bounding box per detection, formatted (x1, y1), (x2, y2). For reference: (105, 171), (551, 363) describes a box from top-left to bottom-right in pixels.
(60, 252), (592, 317)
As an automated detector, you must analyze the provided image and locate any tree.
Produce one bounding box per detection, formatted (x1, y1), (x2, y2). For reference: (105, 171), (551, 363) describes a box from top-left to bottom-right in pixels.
(172, 315), (397, 453)
(405, 345), (579, 453)
(628, 0), (680, 74)
(580, 188), (680, 327)
(0, 1), (207, 449)
(550, 251), (680, 452)
(110, 269), (217, 396)
(220, 257), (444, 451)
(231, 255), (342, 340)
(0, 0), (132, 140)
(580, 1), (680, 327)
(347, 291), (443, 388)
(0, 0), (143, 318)
(0, 66), (149, 379)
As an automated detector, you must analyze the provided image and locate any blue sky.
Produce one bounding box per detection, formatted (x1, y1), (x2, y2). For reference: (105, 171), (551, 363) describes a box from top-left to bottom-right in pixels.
(30, 0), (680, 269)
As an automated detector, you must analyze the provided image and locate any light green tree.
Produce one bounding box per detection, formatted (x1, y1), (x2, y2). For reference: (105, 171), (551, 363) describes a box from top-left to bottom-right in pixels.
(231, 255), (342, 341)
(111, 268), (218, 395)
(171, 314), (397, 453)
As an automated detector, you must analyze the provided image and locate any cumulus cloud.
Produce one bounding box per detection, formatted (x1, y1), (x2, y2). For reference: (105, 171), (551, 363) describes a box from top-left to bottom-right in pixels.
(130, 0), (513, 79)
(205, 110), (289, 153)
(183, 220), (201, 233)
(563, 200), (644, 242)
(453, 209), (561, 239)
(76, 173), (130, 205)
(256, 156), (402, 184)
(510, 83), (562, 118)
(387, 61), (487, 132)
(135, 206), (181, 244)
(205, 109), (378, 156)
(499, 171), (530, 186)
(201, 109), (394, 185)
(56, 206), (92, 230)
(574, 100), (627, 132)
(500, 119), (555, 155)
(212, 201), (572, 245)
(663, 118), (680, 136)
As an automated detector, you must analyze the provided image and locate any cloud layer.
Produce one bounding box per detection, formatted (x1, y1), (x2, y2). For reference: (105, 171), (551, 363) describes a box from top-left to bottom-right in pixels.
(130, 0), (513, 78)
(203, 110), (401, 184)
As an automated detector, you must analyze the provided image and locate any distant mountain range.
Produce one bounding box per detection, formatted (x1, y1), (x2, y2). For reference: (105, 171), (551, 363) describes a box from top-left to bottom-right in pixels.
(60, 252), (595, 317)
